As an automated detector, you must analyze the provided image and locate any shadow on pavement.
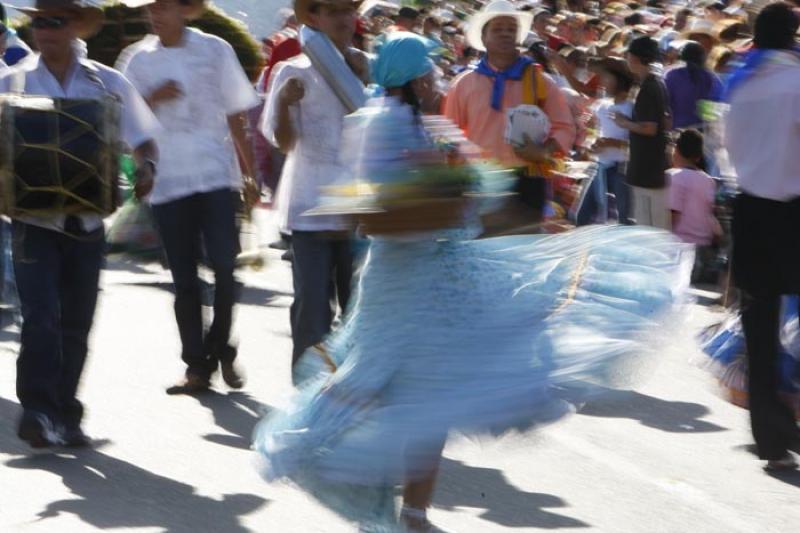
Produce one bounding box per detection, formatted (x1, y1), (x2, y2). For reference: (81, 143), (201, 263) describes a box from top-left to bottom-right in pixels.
(103, 259), (161, 275)
(767, 469), (800, 488)
(194, 391), (271, 451)
(577, 389), (727, 433)
(113, 278), (290, 308)
(0, 396), (268, 532)
(435, 458), (589, 529)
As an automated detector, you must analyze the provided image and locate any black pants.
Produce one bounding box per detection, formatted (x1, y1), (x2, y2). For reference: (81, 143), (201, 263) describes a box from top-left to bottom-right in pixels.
(13, 221), (104, 431)
(732, 193), (800, 459)
(740, 293), (799, 459)
(290, 231), (353, 366)
(153, 189), (239, 379)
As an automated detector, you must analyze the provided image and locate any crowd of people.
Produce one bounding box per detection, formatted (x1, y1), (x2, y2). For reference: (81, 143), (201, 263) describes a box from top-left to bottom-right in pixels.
(255, 0), (764, 272)
(1, 0), (799, 531)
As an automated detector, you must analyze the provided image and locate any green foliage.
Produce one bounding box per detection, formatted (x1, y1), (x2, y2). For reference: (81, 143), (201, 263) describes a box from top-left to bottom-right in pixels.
(14, 3), (264, 82)
(191, 4), (264, 81)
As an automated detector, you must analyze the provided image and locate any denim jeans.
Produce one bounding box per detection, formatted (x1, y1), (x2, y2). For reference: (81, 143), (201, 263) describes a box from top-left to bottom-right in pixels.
(152, 188), (239, 379)
(576, 162), (631, 225)
(606, 163), (632, 225)
(13, 220), (104, 430)
(290, 231), (353, 365)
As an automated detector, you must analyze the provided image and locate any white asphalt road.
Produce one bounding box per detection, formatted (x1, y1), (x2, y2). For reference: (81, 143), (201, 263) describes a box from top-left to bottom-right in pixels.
(1, 216), (798, 533)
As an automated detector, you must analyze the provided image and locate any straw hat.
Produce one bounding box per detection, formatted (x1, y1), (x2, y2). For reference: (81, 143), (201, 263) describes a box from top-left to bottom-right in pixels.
(465, 0), (533, 52)
(12, 0), (104, 38)
(294, 0), (362, 28)
(120, 0), (207, 21)
(681, 18), (719, 43)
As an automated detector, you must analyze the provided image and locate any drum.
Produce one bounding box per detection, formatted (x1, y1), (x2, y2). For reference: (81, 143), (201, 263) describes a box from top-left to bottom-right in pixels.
(0, 96), (121, 217)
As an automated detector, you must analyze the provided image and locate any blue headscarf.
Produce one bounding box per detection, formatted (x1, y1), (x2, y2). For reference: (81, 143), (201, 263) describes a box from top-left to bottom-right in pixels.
(370, 32), (435, 89)
(474, 56), (533, 111)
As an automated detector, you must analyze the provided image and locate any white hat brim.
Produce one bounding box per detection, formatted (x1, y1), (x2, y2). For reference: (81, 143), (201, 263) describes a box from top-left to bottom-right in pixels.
(466, 11), (533, 52)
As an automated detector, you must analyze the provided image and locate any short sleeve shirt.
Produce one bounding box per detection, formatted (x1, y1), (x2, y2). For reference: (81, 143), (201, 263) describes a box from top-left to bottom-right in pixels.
(118, 29), (259, 205)
(626, 74), (670, 189)
(260, 55), (350, 232)
(668, 168), (716, 245)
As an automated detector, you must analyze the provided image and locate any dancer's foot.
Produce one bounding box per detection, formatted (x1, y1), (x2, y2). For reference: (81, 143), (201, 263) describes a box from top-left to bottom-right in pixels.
(401, 506), (434, 532)
(166, 373), (211, 395)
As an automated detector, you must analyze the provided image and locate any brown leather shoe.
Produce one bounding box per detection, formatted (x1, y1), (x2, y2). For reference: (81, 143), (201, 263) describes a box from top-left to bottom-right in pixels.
(220, 361), (245, 389)
(166, 373), (211, 395)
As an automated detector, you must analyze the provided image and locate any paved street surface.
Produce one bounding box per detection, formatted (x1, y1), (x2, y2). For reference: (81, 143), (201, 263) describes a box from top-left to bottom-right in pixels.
(1, 215), (799, 533)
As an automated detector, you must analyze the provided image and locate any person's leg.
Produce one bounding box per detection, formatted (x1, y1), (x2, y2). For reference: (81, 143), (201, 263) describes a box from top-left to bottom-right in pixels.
(608, 164), (631, 224)
(198, 189), (239, 362)
(741, 291), (799, 460)
(733, 193), (800, 462)
(650, 188), (672, 231)
(58, 227), (104, 434)
(333, 236), (354, 316)
(12, 222), (64, 444)
(153, 196), (213, 380)
(632, 186), (652, 227)
(290, 231), (335, 367)
(402, 437), (447, 530)
(575, 170), (600, 226)
(594, 165), (609, 224)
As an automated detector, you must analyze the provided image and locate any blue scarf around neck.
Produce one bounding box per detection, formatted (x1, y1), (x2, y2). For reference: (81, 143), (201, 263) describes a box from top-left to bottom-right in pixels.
(474, 56), (533, 111)
(725, 47), (800, 101)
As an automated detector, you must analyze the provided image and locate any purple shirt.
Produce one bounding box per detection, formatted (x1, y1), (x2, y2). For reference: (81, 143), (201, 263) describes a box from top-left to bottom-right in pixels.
(664, 66), (723, 129)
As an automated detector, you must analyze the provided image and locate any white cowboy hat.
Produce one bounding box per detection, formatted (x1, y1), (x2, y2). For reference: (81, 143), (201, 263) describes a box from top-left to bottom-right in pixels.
(681, 18), (719, 42)
(465, 0), (533, 52)
(120, 0), (207, 21)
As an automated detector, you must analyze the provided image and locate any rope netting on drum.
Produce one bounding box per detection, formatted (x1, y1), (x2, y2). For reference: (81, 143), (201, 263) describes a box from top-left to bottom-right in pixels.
(0, 98), (120, 216)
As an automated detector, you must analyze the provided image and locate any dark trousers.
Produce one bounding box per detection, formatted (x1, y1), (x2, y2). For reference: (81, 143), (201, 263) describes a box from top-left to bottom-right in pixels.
(732, 193), (800, 459)
(290, 231), (353, 365)
(608, 163), (632, 225)
(740, 293), (799, 459)
(153, 189), (239, 379)
(13, 220), (104, 430)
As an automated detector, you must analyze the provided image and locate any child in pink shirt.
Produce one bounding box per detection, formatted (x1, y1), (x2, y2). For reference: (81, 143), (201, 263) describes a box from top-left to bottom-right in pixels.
(668, 130), (720, 246)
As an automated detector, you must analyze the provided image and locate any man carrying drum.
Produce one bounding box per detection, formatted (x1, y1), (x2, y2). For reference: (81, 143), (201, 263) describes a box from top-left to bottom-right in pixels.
(0, 0), (159, 448)
(117, 0), (259, 395)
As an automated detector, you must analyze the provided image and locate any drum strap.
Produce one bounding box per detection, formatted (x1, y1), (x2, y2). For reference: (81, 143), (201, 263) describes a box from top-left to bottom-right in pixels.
(10, 68), (25, 95)
(80, 62), (120, 103)
(522, 64), (552, 178)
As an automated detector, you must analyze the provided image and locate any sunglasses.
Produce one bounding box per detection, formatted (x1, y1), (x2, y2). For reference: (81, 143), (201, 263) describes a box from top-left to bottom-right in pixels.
(31, 16), (70, 30)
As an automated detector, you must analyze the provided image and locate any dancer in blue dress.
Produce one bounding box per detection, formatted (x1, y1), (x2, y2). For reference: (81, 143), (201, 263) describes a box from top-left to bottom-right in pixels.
(702, 296), (800, 419)
(255, 33), (692, 532)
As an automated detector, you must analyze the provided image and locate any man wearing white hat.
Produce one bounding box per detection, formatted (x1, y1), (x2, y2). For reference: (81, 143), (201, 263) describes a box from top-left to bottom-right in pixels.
(444, 0), (575, 220)
(0, 0), (159, 448)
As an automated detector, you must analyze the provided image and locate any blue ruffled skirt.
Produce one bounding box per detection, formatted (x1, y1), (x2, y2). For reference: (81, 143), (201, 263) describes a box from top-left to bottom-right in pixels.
(254, 225), (691, 525)
(701, 295), (800, 414)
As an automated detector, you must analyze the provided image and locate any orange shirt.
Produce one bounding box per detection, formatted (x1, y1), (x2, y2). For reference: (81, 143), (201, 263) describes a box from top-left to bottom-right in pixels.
(443, 68), (576, 168)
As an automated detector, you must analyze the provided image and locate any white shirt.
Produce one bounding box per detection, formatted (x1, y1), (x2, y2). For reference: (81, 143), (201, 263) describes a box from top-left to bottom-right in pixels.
(593, 98), (633, 164)
(261, 54), (349, 232)
(0, 52), (159, 232)
(117, 28), (259, 205)
(726, 51), (800, 201)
